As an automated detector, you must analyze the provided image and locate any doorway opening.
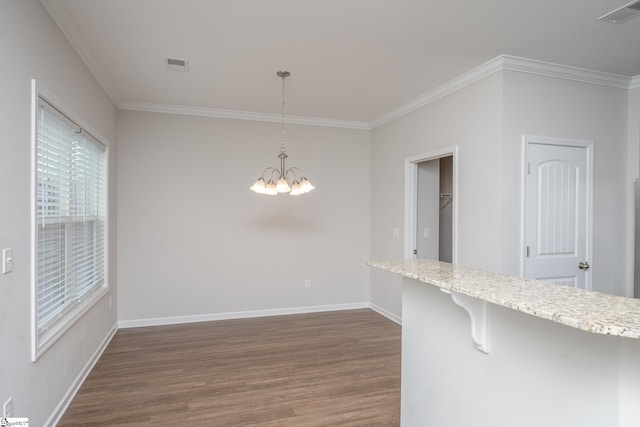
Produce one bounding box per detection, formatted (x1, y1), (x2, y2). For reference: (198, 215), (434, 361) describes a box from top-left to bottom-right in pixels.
(405, 146), (458, 263)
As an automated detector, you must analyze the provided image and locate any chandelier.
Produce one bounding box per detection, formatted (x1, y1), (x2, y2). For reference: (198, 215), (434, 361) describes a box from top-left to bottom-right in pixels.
(250, 71), (315, 196)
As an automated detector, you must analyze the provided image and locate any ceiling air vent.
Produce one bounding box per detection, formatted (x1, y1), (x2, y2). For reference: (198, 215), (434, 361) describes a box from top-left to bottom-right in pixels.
(599, 0), (640, 23)
(165, 57), (189, 72)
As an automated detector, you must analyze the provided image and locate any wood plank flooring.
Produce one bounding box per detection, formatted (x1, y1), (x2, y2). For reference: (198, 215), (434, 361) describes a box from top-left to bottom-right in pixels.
(58, 309), (401, 426)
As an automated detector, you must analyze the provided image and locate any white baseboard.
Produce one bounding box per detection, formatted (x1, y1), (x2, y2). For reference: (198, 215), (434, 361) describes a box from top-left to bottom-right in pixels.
(369, 302), (402, 325)
(45, 322), (118, 427)
(118, 302), (370, 329)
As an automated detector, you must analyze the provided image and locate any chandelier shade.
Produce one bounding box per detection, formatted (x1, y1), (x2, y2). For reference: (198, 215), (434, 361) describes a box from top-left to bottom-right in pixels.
(249, 71), (314, 196)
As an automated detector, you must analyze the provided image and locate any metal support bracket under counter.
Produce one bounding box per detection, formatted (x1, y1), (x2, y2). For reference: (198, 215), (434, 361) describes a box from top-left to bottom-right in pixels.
(440, 288), (490, 353)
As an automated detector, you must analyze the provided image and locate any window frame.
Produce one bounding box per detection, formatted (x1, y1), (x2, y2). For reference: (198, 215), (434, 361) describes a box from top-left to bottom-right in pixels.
(30, 80), (110, 361)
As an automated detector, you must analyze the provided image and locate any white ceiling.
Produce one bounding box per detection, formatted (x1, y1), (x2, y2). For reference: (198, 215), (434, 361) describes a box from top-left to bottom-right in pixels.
(43, 0), (640, 126)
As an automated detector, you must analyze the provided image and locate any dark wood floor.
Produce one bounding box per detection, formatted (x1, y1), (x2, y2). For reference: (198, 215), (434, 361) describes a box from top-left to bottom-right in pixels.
(58, 309), (401, 426)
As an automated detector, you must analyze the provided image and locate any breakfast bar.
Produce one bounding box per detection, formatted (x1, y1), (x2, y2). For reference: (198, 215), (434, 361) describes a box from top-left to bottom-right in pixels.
(369, 259), (640, 427)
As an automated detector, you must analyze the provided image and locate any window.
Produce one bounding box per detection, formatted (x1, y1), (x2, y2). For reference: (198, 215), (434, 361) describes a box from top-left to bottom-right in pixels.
(32, 90), (108, 360)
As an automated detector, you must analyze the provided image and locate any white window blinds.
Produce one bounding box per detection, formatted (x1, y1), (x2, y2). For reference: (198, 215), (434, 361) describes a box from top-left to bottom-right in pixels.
(35, 98), (106, 335)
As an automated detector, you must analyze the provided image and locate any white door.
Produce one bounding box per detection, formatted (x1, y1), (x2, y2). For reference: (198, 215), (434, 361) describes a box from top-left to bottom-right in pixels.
(523, 139), (592, 289)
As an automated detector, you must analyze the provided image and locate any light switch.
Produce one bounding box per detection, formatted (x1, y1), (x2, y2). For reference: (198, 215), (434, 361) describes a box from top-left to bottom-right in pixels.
(424, 228), (430, 238)
(3, 248), (13, 274)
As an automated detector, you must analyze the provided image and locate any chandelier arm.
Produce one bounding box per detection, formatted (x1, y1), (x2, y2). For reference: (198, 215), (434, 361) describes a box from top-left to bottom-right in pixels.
(284, 167), (299, 181)
(258, 166), (280, 179)
(267, 167), (282, 181)
(260, 166), (275, 176)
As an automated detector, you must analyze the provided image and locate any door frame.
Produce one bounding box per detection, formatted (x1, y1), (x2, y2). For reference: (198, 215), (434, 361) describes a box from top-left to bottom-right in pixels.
(404, 146), (459, 262)
(520, 135), (594, 287)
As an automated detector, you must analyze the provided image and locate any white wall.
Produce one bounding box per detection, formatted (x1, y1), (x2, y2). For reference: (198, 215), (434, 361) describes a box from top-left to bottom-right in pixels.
(0, 1), (118, 425)
(402, 278), (631, 427)
(619, 337), (640, 426)
(370, 73), (504, 317)
(116, 110), (371, 322)
(502, 71), (629, 295)
(371, 66), (633, 318)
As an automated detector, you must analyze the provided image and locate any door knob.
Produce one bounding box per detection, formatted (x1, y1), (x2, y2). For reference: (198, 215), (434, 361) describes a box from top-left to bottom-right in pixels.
(578, 261), (590, 270)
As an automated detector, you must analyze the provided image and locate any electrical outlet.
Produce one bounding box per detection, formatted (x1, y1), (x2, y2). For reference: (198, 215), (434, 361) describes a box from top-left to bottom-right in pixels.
(304, 279), (311, 289)
(3, 396), (13, 418)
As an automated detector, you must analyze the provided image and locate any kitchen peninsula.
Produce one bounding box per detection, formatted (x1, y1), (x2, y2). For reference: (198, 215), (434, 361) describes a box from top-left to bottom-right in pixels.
(369, 259), (640, 427)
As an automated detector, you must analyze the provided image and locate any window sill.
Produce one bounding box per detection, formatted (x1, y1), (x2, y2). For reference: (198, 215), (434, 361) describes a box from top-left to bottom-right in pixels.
(32, 285), (109, 362)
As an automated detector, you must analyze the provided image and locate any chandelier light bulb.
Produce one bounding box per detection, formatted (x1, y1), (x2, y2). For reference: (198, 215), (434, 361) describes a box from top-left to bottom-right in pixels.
(290, 180), (303, 196)
(249, 177), (267, 194)
(276, 177), (292, 193)
(299, 177), (315, 193)
(264, 179), (278, 195)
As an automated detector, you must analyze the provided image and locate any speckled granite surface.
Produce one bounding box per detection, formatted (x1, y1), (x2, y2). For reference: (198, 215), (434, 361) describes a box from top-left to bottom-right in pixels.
(368, 259), (640, 339)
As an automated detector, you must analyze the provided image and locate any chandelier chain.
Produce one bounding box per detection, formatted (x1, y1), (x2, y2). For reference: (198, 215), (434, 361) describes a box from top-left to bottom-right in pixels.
(281, 71), (286, 152)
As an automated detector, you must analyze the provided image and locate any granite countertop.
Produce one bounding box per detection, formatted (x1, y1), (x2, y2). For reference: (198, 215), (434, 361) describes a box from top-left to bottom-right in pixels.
(368, 259), (640, 339)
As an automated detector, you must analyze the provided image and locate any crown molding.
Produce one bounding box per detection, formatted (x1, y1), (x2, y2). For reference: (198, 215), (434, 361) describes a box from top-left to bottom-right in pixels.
(43, 0), (368, 130)
(501, 55), (632, 89)
(119, 102), (371, 130)
(41, 0), (638, 132)
(41, 0), (121, 107)
(371, 55), (634, 129)
(370, 56), (504, 128)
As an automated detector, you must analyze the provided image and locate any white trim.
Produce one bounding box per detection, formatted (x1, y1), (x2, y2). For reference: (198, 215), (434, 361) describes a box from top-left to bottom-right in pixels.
(30, 80), (38, 361)
(37, 0), (640, 132)
(369, 302), (402, 325)
(34, 287), (109, 361)
(119, 102), (370, 130)
(30, 80), (112, 361)
(34, 81), (112, 147)
(40, 0), (121, 107)
(520, 135), (594, 290)
(44, 322), (118, 427)
(519, 136), (527, 278)
(119, 59), (638, 130)
(502, 55), (631, 89)
(371, 55), (635, 129)
(404, 146), (459, 263)
(521, 135), (596, 148)
(404, 161), (415, 260)
(118, 302), (370, 329)
(371, 57), (504, 128)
